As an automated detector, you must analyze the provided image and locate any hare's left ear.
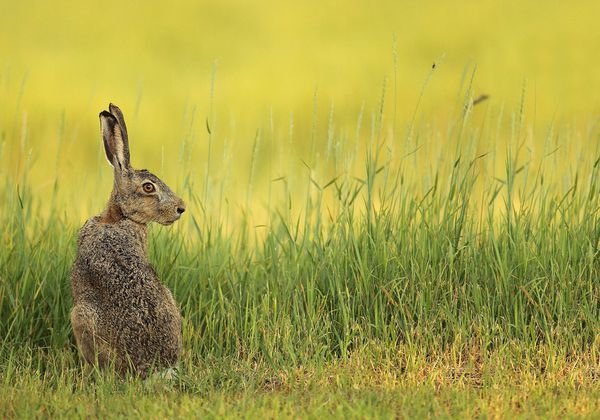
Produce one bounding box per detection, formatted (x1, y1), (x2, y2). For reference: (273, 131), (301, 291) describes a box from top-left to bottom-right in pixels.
(100, 108), (131, 172)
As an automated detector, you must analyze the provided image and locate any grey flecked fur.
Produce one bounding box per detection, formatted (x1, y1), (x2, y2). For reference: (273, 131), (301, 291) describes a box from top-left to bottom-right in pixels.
(70, 103), (185, 377)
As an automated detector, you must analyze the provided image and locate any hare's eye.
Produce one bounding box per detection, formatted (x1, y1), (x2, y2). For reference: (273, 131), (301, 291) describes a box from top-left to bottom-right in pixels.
(142, 182), (156, 193)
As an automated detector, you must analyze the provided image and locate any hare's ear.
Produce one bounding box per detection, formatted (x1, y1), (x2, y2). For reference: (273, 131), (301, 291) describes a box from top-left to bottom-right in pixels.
(108, 103), (129, 143)
(100, 110), (131, 172)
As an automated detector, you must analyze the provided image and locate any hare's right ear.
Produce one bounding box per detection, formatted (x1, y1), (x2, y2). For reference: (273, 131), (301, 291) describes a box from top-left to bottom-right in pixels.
(108, 103), (129, 143)
(100, 110), (131, 172)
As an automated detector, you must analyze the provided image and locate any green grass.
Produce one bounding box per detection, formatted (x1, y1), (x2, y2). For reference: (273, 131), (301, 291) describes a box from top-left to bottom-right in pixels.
(1, 90), (600, 417)
(3, 347), (599, 418)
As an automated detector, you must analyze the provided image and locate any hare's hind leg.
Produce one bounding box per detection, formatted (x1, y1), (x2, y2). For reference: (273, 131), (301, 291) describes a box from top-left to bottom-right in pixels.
(71, 304), (113, 368)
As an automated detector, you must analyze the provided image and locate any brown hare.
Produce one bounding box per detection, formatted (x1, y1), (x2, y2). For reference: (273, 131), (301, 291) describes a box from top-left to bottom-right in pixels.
(70, 103), (185, 377)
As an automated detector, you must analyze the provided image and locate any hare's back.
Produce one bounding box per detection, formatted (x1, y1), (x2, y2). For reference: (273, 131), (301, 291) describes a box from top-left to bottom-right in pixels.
(72, 217), (152, 298)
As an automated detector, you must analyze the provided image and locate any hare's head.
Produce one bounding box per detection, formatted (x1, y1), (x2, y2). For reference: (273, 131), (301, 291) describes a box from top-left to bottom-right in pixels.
(100, 103), (185, 225)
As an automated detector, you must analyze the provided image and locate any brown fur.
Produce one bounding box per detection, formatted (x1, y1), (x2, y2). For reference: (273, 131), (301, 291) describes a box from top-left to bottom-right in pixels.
(70, 104), (185, 377)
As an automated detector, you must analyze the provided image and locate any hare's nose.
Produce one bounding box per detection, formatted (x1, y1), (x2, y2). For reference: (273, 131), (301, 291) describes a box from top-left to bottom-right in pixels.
(176, 205), (186, 215)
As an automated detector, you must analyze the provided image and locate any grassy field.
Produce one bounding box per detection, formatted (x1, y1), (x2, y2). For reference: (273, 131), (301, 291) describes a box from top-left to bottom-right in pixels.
(2, 0), (600, 418)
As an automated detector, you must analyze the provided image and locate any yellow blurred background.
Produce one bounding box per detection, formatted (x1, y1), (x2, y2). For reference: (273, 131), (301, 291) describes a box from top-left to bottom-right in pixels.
(1, 0), (599, 222)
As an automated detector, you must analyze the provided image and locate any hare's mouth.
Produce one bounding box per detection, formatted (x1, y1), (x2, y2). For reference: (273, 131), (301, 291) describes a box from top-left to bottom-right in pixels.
(159, 214), (182, 226)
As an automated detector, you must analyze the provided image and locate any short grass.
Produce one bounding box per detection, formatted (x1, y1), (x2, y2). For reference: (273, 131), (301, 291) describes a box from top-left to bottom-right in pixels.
(3, 348), (599, 418)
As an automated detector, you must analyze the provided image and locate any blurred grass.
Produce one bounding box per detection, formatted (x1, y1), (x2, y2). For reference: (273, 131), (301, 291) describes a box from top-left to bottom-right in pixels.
(2, 0), (600, 222)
